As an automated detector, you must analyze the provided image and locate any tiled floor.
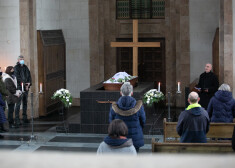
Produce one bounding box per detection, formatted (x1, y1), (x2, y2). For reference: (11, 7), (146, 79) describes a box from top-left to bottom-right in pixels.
(0, 107), (163, 153)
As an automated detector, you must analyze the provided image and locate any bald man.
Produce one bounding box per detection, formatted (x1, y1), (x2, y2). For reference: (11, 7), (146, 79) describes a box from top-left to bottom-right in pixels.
(196, 63), (219, 109)
(177, 92), (210, 143)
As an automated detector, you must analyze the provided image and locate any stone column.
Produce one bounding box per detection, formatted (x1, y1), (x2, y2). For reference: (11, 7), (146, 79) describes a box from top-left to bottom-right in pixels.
(220, 0), (233, 92)
(175, 0), (190, 107)
(20, 0), (38, 118)
(89, 0), (105, 86)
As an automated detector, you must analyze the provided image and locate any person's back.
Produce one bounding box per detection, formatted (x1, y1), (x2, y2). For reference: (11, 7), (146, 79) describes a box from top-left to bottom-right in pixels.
(97, 119), (137, 155)
(207, 84), (235, 123)
(177, 92), (210, 143)
(109, 82), (146, 152)
(97, 137), (137, 155)
(110, 96), (145, 148)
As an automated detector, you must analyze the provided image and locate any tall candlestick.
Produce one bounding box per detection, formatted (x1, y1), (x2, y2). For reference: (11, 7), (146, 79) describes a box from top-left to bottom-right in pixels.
(40, 83), (42, 93)
(158, 82), (160, 92)
(178, 82), (180, 92)
(21, 83), (24, 92)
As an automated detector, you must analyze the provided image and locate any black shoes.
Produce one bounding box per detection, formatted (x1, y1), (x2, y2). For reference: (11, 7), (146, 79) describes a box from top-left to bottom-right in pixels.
(0, 124), (9, 132)
(23, 119), (30, 124)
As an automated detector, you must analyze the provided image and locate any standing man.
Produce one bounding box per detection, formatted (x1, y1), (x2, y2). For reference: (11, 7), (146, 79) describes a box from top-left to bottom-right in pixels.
(14, 55), (32, 125)
(177, 92), (210, 143)
(196, 63), (219, 110)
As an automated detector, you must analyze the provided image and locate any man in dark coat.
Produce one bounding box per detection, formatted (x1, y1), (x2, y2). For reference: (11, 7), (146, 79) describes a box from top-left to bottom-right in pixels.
(14, 55), (32, 124)
(109, 82), (146, 152)
(177, 92), (210, 143)
(196, 63), (219, 110)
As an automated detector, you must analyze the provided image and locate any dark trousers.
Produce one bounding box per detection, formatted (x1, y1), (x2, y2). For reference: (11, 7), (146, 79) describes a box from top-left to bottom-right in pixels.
(135, 147), (139, 153)
(15, 91), (28, 121)
(8, 103), (15, 124)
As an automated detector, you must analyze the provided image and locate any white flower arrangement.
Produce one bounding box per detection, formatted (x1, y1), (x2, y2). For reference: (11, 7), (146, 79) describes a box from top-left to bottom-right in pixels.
(143, 89), (165, 107)
(51, 88), (72, 108)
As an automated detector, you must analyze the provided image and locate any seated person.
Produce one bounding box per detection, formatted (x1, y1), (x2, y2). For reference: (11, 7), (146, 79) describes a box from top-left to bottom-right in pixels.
(97, 119), (137, 155)
(207, 84), (235, 123)
(177, 92), (210, 143)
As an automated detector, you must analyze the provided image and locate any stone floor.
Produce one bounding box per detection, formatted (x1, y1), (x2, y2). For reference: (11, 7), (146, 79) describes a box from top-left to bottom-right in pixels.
(0, 107), (163, 153)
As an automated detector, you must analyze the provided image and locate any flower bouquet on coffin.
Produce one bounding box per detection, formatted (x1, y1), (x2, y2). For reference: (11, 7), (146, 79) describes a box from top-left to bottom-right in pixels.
(143, 89), (165, 107)
(51, 88), (72, 108)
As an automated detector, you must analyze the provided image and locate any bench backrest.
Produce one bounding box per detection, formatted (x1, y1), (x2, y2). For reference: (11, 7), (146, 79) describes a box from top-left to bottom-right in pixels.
(163, 118), (235, 142)
(152, 138), (233, 153)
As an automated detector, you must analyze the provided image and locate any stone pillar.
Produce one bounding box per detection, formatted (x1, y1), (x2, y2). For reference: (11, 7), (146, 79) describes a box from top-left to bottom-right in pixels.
(89, 0), (105, 86)
(20, 0), (38, 118)
(220, 0), (233, 92)
(165, 0), (176, 105)
(175, 0), (190, 107)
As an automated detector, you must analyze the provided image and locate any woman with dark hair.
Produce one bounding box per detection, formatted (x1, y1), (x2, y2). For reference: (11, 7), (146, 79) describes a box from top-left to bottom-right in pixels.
(2, 66), (22, 128)
(97, 119), (137, 155)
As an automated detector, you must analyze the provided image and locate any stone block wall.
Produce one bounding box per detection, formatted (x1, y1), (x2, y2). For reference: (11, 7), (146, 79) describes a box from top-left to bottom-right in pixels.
(0, 0), (20, 68)
(189, 0), (220, 82)
(36, 0), (90, 99)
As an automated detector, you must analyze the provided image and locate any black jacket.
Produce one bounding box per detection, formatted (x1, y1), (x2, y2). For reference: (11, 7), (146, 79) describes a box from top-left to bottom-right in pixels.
(14, 62), (32, 90)
(198, 71), (219, 109)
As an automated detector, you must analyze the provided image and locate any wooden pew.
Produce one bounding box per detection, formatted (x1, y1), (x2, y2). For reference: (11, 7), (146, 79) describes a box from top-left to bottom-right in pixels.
(152, 138), (233, 153)
(163, 118), (235, 142)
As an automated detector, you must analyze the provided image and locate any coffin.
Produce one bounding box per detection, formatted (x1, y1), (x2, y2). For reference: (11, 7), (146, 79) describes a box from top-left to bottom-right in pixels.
(103, 77), (138, 91)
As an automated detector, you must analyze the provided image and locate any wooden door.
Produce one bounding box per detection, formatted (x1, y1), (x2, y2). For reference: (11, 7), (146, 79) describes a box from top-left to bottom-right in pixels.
(38, 30), (66, 116)
(117, 38), (166, 93)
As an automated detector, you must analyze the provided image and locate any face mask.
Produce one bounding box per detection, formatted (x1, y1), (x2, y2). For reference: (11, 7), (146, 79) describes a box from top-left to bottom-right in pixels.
(11, 71), (14, 75)
(19, 60), (24, 65)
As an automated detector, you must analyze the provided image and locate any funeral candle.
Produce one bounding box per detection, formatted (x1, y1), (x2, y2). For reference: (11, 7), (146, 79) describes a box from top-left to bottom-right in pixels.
(21, 83), (24, 92)
(40, 83), (42, 92)
(178, 82), (180, 92)
(158, 82), (160, 92)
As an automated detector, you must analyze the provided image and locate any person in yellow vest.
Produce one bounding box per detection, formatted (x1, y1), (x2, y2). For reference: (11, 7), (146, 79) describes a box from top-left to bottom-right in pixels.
(177, 92), (210, 143)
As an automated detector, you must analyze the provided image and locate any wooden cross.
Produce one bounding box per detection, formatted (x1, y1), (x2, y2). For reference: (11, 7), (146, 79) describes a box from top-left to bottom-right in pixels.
(111, 19), (161, 76)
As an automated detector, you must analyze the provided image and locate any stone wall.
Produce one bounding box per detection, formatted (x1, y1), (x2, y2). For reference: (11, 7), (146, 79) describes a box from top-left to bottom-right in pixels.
(89, 0), (190, 107)
(220, 0), (233, 92)
(189, 0), (220, 82)
(0, 0), (20, 68)
(36, 0), (60, 30)
(36, 0), (90, 100)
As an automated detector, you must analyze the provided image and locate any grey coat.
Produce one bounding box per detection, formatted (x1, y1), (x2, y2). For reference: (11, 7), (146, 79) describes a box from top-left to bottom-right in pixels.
(97, 139), (137, 155)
